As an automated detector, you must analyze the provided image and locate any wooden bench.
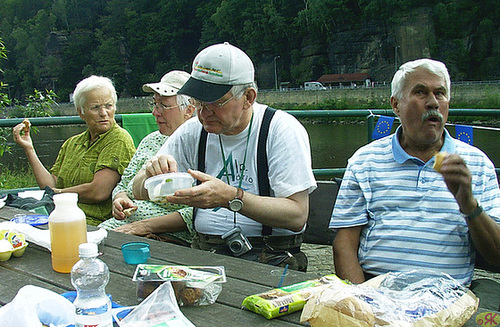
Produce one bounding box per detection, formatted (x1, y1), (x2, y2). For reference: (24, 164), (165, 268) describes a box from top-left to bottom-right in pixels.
(303, 179), (340, 245)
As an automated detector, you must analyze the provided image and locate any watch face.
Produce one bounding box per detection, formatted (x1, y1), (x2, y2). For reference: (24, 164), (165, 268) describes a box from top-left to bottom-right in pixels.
(229, 199), (243, 212)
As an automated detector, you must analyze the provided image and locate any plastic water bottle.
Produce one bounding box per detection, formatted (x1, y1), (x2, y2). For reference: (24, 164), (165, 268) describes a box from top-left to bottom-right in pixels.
(71, 243), (112, 327)
(49, 192), (87, 273)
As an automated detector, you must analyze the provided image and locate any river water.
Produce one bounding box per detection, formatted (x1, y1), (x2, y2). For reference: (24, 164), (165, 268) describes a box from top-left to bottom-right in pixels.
(1, 121), (500, 175)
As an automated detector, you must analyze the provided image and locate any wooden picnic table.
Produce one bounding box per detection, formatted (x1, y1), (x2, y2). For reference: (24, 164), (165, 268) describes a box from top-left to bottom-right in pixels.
(0, 205), (497, 326)
(0, 206), (316, 326)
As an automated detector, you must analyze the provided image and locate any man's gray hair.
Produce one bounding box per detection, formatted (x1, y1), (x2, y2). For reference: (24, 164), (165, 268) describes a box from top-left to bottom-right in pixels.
(391, 59), (451, 101)
(230, 81), (258, 99)
(73, 75), (117, 113)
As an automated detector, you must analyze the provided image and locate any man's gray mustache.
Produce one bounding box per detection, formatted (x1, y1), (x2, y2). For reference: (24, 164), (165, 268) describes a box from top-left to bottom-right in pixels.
(422, 110), (443, 122)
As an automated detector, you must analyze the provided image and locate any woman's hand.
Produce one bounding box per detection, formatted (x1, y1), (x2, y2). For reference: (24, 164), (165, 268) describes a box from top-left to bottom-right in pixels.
(12, 122), (34, 151)
(114, 220), (151, 236)
(112, 193), (137, 220)
(144, 154), (178, 177)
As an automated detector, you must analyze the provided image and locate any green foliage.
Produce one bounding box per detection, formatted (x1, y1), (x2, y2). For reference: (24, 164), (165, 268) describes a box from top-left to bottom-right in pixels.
(0, 0), (498, 101)
(431, 0), (500, 80)
(0, 88), (57, 160)
(0, 37), (6, 67)
(10, 89), (57, 118)
(0, 36), (59, 160)
(0, 165), (36, 189)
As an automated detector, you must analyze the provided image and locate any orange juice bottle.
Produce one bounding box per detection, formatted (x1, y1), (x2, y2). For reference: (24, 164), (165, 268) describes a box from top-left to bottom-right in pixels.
(49, 193), (87, 273)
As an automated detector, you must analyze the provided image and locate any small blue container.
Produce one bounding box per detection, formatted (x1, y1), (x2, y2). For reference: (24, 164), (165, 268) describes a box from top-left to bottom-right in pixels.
(121, 242), (150, 264)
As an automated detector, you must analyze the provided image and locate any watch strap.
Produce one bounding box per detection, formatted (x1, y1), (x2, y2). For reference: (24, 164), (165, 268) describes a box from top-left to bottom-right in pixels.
(235, 187), (243, 201)
(461, 202), (483, 221)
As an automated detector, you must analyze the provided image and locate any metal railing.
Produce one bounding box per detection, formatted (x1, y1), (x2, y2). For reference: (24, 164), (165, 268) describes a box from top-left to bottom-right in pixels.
(2, 109), (500, 178)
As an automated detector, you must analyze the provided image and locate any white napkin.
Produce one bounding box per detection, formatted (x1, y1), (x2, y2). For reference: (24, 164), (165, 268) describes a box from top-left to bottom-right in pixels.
(17, 190), (45, 200)
(0, 221), (107, 251)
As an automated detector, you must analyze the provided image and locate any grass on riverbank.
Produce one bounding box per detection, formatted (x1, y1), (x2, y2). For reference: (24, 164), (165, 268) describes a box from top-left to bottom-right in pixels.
(0, 165), (37, 190)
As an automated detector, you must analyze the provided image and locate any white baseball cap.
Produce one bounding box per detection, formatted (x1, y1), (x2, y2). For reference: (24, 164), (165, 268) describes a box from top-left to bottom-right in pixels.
(179, 42), (255, 102)
(142, 70), (190, 96)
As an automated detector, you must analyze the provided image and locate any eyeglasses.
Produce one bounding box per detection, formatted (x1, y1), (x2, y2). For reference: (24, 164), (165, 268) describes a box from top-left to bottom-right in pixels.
(199, 92), (239, 110)
(150, 101), (179, 112)
(85, 103), (115, 113)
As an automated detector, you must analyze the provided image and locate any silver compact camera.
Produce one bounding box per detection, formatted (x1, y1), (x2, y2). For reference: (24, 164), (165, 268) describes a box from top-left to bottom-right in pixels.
(221, 226), (252, 256)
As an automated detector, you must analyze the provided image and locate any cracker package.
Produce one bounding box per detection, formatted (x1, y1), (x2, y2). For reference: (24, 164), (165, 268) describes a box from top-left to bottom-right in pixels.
(242, 274), (346, 319)
(133, 265), (226, 306)
(300, 270), (479, 327)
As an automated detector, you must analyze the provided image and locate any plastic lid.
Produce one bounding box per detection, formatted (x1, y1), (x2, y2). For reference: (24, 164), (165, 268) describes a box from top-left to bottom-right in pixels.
(144, 172), (194, 186)
(54, 192), (79, 204)
(11, 214), (49, 226)
(78, 243), (98, 257)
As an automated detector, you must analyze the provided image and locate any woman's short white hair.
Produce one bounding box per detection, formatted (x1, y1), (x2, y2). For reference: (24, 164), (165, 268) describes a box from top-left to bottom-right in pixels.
(73, 75), (117, 112)
(176, 94), (196, 117)
(391, 59), (451, 101)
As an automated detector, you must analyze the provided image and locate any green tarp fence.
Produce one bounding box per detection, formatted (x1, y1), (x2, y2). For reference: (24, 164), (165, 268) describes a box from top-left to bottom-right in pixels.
(121, 113), (158, 147)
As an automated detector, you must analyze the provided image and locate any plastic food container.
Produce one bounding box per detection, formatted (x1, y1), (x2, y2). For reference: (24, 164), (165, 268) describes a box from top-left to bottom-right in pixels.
(0, 230), (28, 260)
(144, 173), (195, 202)
(133, 265), (226, 306)
(0, 239), (13, 261)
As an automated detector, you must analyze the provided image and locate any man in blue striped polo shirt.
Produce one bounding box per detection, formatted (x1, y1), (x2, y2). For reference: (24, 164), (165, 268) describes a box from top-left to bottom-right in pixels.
(330, 59), (500, 308)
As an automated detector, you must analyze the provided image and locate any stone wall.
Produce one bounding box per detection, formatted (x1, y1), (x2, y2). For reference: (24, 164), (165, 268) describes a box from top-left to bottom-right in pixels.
(51, 84), (499, 115)
(257, 84), (500, 108)
(52, 96), (152, 116)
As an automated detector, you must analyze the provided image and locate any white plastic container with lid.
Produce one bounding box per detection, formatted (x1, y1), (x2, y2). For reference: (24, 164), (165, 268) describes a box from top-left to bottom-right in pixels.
(71, 243), (112, 327)
(144, 172), (195, 202)
(49, 192), (87, 273)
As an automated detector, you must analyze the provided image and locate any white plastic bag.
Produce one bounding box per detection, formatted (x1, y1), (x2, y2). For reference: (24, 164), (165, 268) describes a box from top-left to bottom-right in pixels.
(0, 285), (75, 327)
(116, 281), (195, 327)
(0, 221), (107, 251)
(301, 270), (479, 327)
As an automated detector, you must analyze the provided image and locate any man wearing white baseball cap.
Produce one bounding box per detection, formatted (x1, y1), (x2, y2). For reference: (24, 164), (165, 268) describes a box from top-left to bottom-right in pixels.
(99, 70), (196, 247)
(132, 43), (317, 271)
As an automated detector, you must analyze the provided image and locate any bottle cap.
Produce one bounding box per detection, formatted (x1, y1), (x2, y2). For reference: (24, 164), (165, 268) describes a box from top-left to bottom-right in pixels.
(54, 192), (79, 203)
(78, 243), (98, 257)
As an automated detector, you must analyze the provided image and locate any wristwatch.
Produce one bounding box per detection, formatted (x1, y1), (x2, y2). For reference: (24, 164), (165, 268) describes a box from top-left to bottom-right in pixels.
(228, 188), (244, 212)
(460, 200), (483, 221)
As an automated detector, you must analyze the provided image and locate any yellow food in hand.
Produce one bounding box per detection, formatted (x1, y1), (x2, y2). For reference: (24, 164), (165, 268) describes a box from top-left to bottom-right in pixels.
(123, 207), (137, 217)
(433, 152), (448, 172)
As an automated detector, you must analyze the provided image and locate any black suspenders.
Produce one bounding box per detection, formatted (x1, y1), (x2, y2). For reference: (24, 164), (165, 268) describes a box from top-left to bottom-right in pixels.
(257, 107), (276, 235)
(197, 107), (277, 235)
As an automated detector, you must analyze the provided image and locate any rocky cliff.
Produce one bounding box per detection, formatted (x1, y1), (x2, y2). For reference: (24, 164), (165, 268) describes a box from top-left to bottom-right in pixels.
(268, 7), (436, 88)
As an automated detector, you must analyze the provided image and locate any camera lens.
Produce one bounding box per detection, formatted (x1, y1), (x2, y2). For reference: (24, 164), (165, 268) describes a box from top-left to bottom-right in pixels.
(229, 241), (243, 254)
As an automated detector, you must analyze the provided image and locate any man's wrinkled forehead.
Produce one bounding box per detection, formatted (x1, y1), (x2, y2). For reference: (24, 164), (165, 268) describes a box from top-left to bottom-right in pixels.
(404, 69), (449, 96)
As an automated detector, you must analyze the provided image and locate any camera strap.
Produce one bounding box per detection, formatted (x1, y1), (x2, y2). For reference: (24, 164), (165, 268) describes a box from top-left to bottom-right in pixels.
(218, 113), (254, 226)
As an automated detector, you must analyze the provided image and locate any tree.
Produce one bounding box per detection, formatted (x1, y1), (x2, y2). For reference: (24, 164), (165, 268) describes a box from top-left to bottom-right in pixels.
(0, 0), (499, 100)
(0, 36), (58, 158)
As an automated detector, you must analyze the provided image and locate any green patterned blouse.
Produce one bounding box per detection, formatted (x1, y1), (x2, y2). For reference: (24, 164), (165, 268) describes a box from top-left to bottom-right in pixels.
(99, 130), (194, 244)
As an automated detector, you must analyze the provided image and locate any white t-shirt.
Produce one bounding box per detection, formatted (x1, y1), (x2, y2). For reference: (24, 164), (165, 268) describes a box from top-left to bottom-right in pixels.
(157, 103), (317, 236)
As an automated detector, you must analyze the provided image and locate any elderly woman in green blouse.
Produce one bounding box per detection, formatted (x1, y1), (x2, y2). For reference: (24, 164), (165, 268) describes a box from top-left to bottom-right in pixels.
(98, 71), (196, 246)
(13, 75), (136, 226)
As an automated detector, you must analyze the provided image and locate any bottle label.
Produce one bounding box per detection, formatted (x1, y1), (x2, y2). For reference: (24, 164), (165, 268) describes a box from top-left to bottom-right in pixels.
(76, 304), (109, 315)
(75, 304), (112, 327)
(75, 313), (112, 327)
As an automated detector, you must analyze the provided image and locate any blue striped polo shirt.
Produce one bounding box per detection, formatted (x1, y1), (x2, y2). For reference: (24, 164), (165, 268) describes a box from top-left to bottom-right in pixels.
(329, 127), (500, 285)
